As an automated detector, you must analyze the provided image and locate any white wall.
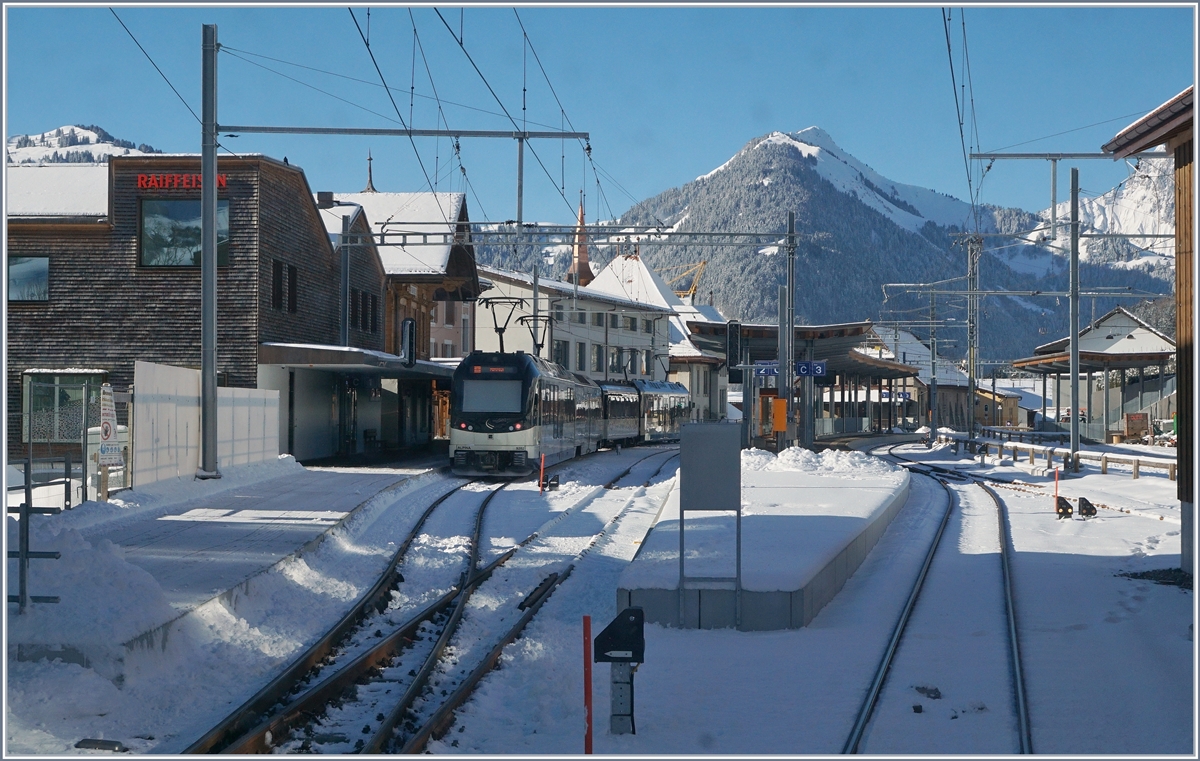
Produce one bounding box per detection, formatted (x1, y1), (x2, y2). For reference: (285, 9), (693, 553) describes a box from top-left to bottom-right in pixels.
(291, 368), (337, 461)
(132, 361), (279, 487)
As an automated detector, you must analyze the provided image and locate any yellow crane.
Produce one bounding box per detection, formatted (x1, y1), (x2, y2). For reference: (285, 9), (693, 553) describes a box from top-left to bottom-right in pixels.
(658, 260), (707, 300)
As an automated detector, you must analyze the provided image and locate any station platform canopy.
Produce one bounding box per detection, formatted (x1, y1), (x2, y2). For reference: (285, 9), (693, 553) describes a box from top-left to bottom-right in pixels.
(259, 343), (454, 379)
(1011, 307), (1175, 375)
(686, 320), (919, 380)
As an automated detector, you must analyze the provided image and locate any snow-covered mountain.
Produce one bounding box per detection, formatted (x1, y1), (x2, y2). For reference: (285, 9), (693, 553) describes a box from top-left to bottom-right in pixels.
(699, 128), (991, 235)
(6, 125), (160, 164)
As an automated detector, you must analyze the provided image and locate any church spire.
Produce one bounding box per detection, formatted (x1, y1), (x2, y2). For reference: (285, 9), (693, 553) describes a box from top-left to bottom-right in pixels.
(566, 196), (594, 286)
(362, 150), (378, 193)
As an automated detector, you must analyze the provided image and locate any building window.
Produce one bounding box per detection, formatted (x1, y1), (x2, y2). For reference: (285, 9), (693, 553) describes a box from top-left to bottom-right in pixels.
(287, 265), (298, 313)
(553, 303), (565, 323)
(22, 373), (104, 443)
(462, 314), (470, 354)
(351, 288), (360, 330)
(443, 340), (455, 357)
(361, 290), (370, 332)
(370, 293), (378, 333)
(609, 347), (621, 373)
(643, 319), (653, 334)
(591, 344), (603, 373)
(445, 300), (457, 326)
(576, 342), (587, 372)
(576, 309), (587, 324)
(272, 259), (284, 310)
(8, 257), (48, 301)
(140, 199), (229, 266)
(553, 340), (570, 367)
(624, 315), (637, 332)
(593, 312), (605, 327)
(610, 313), (620, 329)
(645, 349), (653, 377)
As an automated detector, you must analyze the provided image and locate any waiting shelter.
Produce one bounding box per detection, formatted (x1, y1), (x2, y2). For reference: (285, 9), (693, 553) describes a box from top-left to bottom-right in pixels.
(686, 320), (919, 448)
(1011, 306), (1175, 442)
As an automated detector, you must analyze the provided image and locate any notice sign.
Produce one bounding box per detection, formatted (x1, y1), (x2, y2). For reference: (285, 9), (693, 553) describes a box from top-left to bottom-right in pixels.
(98, 384), (123, 466)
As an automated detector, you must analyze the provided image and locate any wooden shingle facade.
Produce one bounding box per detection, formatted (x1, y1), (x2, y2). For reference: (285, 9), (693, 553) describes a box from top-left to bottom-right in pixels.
(6, 155), (385, 459)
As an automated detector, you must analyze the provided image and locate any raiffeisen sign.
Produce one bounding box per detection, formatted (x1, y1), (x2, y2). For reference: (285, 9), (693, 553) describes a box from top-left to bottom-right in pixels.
(137, 173), (227, 190)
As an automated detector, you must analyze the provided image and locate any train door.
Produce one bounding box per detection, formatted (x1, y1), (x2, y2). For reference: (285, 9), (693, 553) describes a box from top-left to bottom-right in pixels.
(432, 388), (451, 439)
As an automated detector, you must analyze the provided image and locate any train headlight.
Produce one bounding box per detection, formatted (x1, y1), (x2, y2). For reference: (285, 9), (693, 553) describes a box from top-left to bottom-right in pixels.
(467, 425), (474, 431)
(459, 422), (467, 429)
(514, 422), (522, 430)
(508, 425), (514, 431)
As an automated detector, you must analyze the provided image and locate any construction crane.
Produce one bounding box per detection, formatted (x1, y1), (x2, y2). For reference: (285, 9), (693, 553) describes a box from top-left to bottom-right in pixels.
(659, 261), (707, 300)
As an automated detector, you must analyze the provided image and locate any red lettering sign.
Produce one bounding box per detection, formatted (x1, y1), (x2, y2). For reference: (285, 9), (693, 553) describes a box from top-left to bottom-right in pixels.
(136, 173), (227, 189)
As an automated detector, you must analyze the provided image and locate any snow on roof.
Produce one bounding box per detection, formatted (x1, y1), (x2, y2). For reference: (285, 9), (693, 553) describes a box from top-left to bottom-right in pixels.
(6, 164), (109, 217)
(869, 326), (969, 387)
(1034, 306), (1175, 356)
(478, 265), (675, 313)
(329, 192), (465, 276)
(588, 254), (684, 310)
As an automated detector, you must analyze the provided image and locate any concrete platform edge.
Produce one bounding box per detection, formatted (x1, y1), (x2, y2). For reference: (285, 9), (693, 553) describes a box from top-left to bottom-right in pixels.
(618, 472), (912, 631)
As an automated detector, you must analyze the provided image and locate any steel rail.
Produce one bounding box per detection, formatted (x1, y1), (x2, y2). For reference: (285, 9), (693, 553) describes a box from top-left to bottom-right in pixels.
(183, 476), (474, 754)
(361, 483), (510, 754)
(977, 482), (1034, 754)
(842, 465), (957, 754)
(388, 449), (680, 753)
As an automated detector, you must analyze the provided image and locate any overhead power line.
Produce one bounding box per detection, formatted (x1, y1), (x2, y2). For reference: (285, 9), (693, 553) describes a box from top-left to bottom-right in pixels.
(110, 9), (200, 124)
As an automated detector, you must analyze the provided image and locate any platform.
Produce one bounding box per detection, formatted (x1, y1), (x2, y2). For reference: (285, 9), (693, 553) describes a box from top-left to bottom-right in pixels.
(8, 462), (429, 674)
(617, 451), (910, 631)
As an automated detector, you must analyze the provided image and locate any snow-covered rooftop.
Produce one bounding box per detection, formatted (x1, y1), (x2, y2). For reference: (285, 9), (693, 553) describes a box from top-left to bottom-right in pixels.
(1034, 306), (1175, 356)
(329, 192), (466, 276)
(6, 164), (109, 217)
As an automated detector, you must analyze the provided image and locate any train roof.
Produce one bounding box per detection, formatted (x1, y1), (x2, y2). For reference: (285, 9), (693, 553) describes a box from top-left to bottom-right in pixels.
(457, 350), (576, 381)
(631, 379), (690, 395)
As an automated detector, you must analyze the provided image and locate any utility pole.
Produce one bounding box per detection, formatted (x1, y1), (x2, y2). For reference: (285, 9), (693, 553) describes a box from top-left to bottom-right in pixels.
(966, 235), (982, 443)
(340, 214), (350, 346)
(1070, 167), (1081, 461)
(929, 291), (938, 448)
(785, 211), (797, 448)
(199, 24), (219, 479)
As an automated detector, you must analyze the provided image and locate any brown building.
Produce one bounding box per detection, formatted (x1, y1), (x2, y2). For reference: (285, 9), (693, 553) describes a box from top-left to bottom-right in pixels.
(1103, 86), (1193, 574)
(6, 155), (452, 463)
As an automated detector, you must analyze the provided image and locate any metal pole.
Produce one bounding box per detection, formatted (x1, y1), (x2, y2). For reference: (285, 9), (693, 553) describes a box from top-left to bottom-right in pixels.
(1069, 168), (1081, 461)
(777, 285), (788, 450)
(20, 448), (32, 612)
(341, 215), (351, 346)
(80, 380), (89, 502)
(199, 23), (220, 477)
(786, 211), (796, 447)
(1041, 374), (1047, 433)
(967, 236), (981, 443)
(1050, 159), (1058, 240)
(929, 294), (938, 446)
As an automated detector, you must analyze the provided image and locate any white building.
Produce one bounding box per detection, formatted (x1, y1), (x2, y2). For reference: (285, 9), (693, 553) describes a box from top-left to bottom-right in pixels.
(473, 266), (673, 383)
(586, 253), (729, 421)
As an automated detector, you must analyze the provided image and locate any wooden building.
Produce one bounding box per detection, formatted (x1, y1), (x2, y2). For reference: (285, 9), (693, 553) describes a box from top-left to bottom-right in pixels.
(6, 155), (457, 464)
(1103, 86), (1193, 573)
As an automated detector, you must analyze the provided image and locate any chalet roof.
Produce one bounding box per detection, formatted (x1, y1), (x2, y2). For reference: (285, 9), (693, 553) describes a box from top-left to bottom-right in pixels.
(1013, 306), (1175, 374)
(869, 326), (970, 388)
(1103, 86), (1193, 158)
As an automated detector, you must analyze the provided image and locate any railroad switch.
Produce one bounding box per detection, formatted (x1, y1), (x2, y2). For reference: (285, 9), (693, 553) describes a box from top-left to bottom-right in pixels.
(540, 474), (560, 491)
(595, 607), (645, 735)
(1077, 496), (1098, 518)
(1055, 496), (1073, 519)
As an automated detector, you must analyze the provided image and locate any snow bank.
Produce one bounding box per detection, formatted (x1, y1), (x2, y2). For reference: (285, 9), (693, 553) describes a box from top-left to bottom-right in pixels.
(6, 519), (175, 648)
(741, 446), (902, 479)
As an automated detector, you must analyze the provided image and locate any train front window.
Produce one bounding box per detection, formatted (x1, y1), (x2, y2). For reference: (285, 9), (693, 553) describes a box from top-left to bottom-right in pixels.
(462, 379), (523, 413)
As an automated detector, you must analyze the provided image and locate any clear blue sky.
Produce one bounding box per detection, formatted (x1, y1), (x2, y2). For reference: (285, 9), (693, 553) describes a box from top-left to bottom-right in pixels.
(5, 5), (1195, 226)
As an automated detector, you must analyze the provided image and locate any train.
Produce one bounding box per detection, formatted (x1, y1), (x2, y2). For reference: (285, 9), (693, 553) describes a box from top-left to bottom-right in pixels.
(449, 350), (691, 477)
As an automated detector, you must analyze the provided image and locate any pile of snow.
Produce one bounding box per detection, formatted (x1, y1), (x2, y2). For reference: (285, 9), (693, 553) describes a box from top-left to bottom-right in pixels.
(740, 447), (901, 479)
(5, 521), (175, 648)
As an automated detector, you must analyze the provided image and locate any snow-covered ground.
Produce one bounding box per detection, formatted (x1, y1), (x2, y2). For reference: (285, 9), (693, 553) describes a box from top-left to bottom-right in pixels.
(5, 441), (1192, 754)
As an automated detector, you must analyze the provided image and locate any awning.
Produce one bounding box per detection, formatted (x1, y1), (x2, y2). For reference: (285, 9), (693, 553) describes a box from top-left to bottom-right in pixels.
(1012, 350), (1174, 375)
(686, 320), (920, 380)
(259, 343), (454, 379)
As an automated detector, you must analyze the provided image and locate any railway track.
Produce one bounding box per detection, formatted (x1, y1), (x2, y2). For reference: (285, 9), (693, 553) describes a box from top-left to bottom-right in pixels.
(185, 448), (678, 755)
(842, 444), (1032, 754)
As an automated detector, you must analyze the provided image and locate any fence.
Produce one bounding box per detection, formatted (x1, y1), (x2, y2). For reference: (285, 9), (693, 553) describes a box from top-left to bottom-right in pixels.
(815, 418), (872, 437)
(942, 434), (1177, 482)
(132, 360), (279, 488)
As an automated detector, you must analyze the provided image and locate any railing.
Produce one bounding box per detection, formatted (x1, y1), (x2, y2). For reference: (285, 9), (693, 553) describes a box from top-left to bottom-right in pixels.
(815, 417), (872, 437)
(966, 437), (1178, 482)
(6, 452), (63, 612)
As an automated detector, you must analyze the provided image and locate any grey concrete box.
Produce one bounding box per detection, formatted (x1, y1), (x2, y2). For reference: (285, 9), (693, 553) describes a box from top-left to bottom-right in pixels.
(699, 589), (737, 629)
(740, 590), (791, 631)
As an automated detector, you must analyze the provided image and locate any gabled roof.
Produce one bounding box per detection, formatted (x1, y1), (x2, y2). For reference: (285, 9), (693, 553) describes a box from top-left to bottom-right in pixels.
(1032, 306), (1174, 356)
(869, 326), (970, 388)
(478, 265), (675, 314)
(6, 163), (109, 217)
(329, 191), (469, 277)
(1104, 86), (1193, 159)
(588, 254), (684, 310)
